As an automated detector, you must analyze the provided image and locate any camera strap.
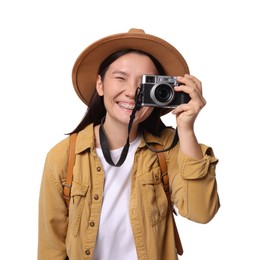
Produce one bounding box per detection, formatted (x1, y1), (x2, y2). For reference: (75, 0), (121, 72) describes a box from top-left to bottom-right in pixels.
(99, 88), (179, 166)
(99, 89), (141, 167)
(143, 127), (179, 153)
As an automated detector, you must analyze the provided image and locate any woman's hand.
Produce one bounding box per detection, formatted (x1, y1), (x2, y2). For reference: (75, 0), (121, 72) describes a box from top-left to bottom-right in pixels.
(172, 74), (206, 131)
(172, 74), (206, 160)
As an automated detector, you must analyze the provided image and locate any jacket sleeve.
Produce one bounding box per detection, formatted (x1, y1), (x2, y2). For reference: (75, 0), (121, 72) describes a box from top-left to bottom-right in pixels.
(170, 144), (220, 224)
(38, 152), (68, 260)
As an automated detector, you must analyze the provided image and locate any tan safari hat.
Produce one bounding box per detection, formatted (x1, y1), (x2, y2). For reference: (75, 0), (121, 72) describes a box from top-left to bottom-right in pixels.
(72, 28), (189, 107)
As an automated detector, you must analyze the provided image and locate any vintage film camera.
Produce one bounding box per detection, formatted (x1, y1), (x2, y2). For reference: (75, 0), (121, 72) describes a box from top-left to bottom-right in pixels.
(139, 75), (190, 108)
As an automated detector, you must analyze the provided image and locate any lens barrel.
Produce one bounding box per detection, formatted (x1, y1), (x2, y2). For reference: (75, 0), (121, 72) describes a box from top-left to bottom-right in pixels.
(150, 83), (174, 106)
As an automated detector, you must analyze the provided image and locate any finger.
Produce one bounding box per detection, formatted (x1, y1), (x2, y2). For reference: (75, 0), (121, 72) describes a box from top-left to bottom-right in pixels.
(186, 75), (203, 94)
(174, 83), (202, 102)
(172, 103), (190, 115)
(178, 74), (202, 92)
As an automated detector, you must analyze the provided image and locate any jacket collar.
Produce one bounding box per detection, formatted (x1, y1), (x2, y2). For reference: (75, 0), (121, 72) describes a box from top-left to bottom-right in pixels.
(74, 123), (165, 154)
(139, 130), (164, 148)
(75, 124), (96, 154)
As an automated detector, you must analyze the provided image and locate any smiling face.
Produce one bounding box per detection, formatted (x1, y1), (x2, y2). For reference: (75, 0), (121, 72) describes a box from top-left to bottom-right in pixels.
(96, 52), (158, 128)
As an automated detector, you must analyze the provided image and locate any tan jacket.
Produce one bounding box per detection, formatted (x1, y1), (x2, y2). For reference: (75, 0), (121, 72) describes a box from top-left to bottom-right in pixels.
(38, 124), (220, 260)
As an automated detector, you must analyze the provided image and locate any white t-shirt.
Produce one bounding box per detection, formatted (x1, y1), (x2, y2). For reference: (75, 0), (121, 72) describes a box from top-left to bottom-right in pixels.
(94, 135), (141, 260)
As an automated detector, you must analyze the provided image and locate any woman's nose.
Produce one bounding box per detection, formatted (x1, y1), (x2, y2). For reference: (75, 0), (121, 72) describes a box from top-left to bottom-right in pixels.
(125, 81), (139, 98)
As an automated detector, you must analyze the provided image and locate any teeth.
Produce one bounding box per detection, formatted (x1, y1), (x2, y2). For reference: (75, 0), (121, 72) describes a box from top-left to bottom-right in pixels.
(118, 102), (134, 110)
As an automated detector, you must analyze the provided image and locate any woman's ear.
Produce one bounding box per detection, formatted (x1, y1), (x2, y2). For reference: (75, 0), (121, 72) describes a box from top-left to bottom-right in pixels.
(96, 75), (104, 96)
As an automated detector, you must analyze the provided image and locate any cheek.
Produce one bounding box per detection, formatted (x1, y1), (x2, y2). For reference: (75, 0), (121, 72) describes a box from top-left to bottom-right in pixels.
(102, 95), (112, 110)
(135, 107), (154, 122)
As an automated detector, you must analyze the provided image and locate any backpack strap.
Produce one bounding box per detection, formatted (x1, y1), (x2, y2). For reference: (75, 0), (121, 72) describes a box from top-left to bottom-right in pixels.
(63, 133), (77, 208)
(63, 133), (183, 255)
(156, 144), (184, 256)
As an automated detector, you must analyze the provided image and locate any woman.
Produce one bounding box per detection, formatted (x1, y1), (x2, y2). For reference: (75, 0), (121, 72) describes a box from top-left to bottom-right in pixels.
(38, 28), (220, 260)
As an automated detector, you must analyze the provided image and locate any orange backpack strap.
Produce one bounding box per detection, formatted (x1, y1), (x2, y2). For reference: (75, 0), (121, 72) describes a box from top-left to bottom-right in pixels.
(63, 133), (77, 208)
(155, 144), (184, 256)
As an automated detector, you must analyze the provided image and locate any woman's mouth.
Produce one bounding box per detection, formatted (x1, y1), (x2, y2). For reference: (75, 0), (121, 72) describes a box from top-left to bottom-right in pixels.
(117, 102), (135, 110)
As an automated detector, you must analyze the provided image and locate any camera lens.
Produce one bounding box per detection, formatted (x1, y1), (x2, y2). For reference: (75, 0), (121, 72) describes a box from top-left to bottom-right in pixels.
(150, 83), (174, 106)
(155, 84), (172, 102)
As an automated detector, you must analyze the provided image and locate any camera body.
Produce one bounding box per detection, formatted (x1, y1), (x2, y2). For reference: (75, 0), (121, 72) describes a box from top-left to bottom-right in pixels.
(139, 75), (190, 109)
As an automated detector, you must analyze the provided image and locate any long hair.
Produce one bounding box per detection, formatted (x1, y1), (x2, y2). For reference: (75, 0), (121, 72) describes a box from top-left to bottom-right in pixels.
(70, 49), (166, 136)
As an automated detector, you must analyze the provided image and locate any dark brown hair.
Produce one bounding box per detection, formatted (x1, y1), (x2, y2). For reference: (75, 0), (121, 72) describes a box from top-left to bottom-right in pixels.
(70, 49), (166, 136)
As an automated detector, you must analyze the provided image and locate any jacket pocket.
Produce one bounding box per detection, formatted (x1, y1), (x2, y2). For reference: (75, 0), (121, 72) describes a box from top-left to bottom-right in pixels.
(141, 169), (168, 226)
(69, 182), (89, 237)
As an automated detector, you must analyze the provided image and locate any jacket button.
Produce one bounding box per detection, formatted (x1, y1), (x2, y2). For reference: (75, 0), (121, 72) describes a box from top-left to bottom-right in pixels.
(94, 194), (99, 200)
(85, 250), (91, 255)
(97, 166), (101, 172)
(90, 221), (95, 227)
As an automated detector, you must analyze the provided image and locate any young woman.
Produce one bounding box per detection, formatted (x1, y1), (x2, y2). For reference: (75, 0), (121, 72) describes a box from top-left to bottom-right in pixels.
(38, 29), (220, 260)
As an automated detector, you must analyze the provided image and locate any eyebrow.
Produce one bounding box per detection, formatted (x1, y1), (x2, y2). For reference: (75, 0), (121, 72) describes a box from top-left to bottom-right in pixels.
(112, 70), (128, 76)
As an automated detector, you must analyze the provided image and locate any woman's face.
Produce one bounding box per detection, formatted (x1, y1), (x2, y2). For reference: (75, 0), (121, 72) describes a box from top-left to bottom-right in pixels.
(96, 52), (158, 126)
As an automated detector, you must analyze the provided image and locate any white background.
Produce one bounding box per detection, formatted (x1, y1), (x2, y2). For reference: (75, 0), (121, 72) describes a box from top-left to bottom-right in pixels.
(1, 0), (258, 259)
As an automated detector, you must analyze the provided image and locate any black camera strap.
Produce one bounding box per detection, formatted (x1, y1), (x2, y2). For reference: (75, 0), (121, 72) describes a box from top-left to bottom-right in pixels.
(99, 88), (179, 167)
(143, 127), (179, 153)
(99, 117), (130, 167)
(99, 89), (141, 167)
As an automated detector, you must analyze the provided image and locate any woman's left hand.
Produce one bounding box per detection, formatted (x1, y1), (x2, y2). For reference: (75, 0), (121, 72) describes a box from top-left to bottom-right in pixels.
(172, 74), (206, 131)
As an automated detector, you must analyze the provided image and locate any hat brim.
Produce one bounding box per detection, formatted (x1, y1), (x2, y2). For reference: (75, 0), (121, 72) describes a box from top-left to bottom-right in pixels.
(72, 30), (190, 115)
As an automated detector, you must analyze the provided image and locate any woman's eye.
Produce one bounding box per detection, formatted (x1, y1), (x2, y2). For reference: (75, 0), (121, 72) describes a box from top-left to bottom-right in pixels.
(116, 77), (125, 80)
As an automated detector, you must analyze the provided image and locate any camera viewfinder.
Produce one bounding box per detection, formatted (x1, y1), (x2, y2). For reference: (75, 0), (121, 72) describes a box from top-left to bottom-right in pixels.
(146, 76), (155, 83)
